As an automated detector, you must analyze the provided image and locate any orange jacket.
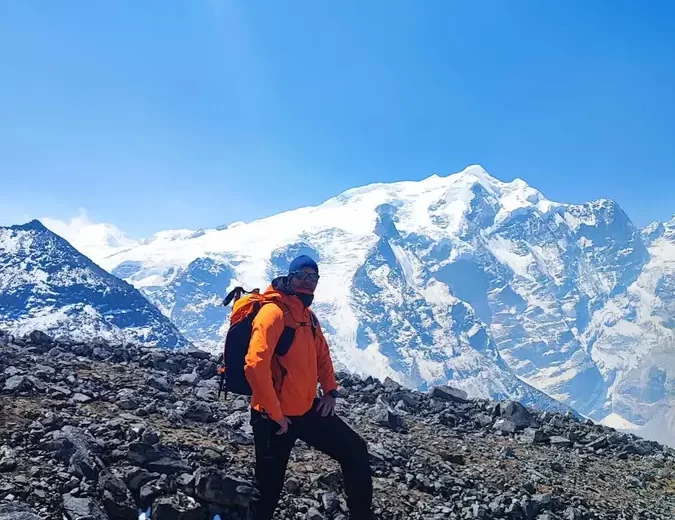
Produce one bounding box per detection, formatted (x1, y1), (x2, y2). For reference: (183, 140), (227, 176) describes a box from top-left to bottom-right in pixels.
(244, 278), (338, 422)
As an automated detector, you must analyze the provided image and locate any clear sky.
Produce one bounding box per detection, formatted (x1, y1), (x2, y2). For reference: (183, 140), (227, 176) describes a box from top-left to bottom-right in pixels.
(1, 1), (674, 237)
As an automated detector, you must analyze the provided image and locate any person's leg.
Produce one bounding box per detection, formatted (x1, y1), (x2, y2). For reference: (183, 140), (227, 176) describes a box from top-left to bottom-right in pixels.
(248, 409), (297, 520)
(295, 404), (373, 519)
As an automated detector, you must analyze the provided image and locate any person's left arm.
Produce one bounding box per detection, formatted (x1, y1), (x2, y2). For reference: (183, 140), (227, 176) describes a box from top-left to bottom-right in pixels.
(314, 315), (339, 416)
(314, 317), (338, 395)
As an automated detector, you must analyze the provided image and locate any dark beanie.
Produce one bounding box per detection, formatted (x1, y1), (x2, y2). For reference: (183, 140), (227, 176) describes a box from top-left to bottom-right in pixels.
(288, 255), (319, 275)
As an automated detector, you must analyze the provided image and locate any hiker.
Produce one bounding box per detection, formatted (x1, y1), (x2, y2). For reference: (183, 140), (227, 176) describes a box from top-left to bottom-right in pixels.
(244, 255), (374, 520)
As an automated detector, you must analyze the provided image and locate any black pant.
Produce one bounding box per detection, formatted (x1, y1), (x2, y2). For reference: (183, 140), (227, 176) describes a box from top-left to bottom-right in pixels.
(248, 399), (373, 520)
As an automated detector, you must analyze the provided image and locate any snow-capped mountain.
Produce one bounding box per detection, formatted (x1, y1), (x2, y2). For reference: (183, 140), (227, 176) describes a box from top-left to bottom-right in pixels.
(39, 165), (675, 444)
(40, 214), (139, 261)
(0, 220), (190, 348)
(583, 215), (675, 444)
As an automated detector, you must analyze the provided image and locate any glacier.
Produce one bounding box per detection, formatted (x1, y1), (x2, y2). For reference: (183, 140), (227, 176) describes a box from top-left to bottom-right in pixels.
(30, 165), (675, 445)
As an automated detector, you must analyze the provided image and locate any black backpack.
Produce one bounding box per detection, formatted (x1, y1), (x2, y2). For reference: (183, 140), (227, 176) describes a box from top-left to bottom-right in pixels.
(217, 286), (317, 400)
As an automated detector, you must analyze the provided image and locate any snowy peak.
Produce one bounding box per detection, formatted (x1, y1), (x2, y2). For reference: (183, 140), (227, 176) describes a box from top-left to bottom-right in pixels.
(41, 215), (137, 262)
(664, 215), (675, 241)
(642, 216), (675, 245)
(0, 221), (189, 348)
(642, 220), (666, 244)
(12, 219), (47, 232)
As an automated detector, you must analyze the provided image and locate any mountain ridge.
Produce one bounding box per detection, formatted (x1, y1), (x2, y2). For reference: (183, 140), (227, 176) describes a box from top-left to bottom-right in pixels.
(23, 165), (675, 447)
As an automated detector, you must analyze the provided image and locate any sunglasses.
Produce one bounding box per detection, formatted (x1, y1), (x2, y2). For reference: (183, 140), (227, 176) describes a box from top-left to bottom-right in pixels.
(290, 271), (320, 282)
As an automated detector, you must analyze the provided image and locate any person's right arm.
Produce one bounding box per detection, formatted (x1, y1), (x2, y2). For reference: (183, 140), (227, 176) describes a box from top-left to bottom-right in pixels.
(244, 304), (285, 423)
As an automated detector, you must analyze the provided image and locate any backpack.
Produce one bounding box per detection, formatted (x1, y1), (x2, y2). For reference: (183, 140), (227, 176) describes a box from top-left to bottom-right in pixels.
(217, 286), (318, 400)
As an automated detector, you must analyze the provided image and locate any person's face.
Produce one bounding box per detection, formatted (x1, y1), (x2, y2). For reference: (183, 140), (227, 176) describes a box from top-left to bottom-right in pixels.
(289, 267), (320, 294)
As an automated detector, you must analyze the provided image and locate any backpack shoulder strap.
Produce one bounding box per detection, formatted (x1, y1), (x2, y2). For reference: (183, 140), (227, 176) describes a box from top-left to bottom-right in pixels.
(309, 311), (319, 339)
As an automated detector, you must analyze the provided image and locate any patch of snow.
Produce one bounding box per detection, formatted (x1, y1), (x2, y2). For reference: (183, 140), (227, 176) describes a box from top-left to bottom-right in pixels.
(486, 237), (535, 281)
(600, 412), (640, 430)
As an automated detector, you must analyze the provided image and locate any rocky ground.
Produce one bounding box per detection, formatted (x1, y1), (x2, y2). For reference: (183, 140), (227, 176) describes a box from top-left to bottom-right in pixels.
(0, 330), (674, 520)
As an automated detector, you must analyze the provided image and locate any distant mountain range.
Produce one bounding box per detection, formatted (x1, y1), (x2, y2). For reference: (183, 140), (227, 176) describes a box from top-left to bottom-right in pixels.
(2, 165), (673, 446)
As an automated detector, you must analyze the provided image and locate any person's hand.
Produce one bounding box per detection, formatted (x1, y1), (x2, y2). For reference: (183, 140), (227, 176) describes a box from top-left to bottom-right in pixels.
(274, 416), (292, 435)
(316, 394), (336, 417)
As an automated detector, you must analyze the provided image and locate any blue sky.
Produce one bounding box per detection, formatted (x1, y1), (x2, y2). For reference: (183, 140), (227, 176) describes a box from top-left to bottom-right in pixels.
(1, 1), (674, 237)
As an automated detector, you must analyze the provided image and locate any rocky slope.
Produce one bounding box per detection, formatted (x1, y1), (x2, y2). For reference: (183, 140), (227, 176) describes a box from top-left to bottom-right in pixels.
(45, 165), (675, 445)
(0, 221), (189, 349)
(1, 329), (673, 520)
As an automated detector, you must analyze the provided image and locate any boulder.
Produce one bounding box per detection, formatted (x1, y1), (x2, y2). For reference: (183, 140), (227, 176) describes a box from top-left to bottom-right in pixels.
(430, 386), (469, 403)
(192, 466), (254, 507)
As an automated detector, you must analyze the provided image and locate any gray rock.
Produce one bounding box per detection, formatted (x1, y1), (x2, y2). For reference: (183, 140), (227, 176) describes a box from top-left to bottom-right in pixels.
(3, 375), (33, 393)
(442, 453), (466, 465)
(44, 425), (102, 459)
(565, 506), (581, 519)
(285, 477), (301, 493)
(195, 386), (217, 401)
(307, 507), (326, 520)
(142, 429), (161, 445)
(146, 375), (172, 393)
(191, 466), (254, 507)
(522, 427), (549, 444)
(371, 405), (404, 432)
(228, 431), (254, 446)
(202, 448), (225, 463)
(177, 371), (200, 386)
(48, 346), (64, 357)
(0, 458), (17, 473)
(140, 475), (173, 504)
(550, 436), (572, 448)
(116, 398), (139, 411)
(69, 448), (100, 481)
(99, 470), (137, 519)
(70, 392), (93, 404)
(29, 330), (53, 346)
(147, 457), (191, 475)
(121, 467), (161, 493)
(430, 386), (469, 403)
(321, 491), (339, 514)
(382, 377), (402, 391)
(182, 402), (214, 423)
(187, 349), (212, 361)
(62, 494), (108, 520)
(493, 419), (517, 433)
(115, 388), (140, 410)
(151, 492), (207, 520)
(586, 435), (609, 450)
(48, 385), (72, 399)
(495, 400), (534, 430)
(3, 366), (22, 377)
(474, 413), (494, 427)
(126, 442), (164, 464)
(0, 502), (42, 520)
(196, 362), (218, 379)
(220, 410), (249, 430)
(125, 443), (190, 474)
(92, 346), (112, 360)
(533, 493), (552, 508)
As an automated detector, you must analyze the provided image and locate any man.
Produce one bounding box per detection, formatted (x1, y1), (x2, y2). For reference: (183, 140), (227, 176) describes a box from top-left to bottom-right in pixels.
(244, 255), (374, 520)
